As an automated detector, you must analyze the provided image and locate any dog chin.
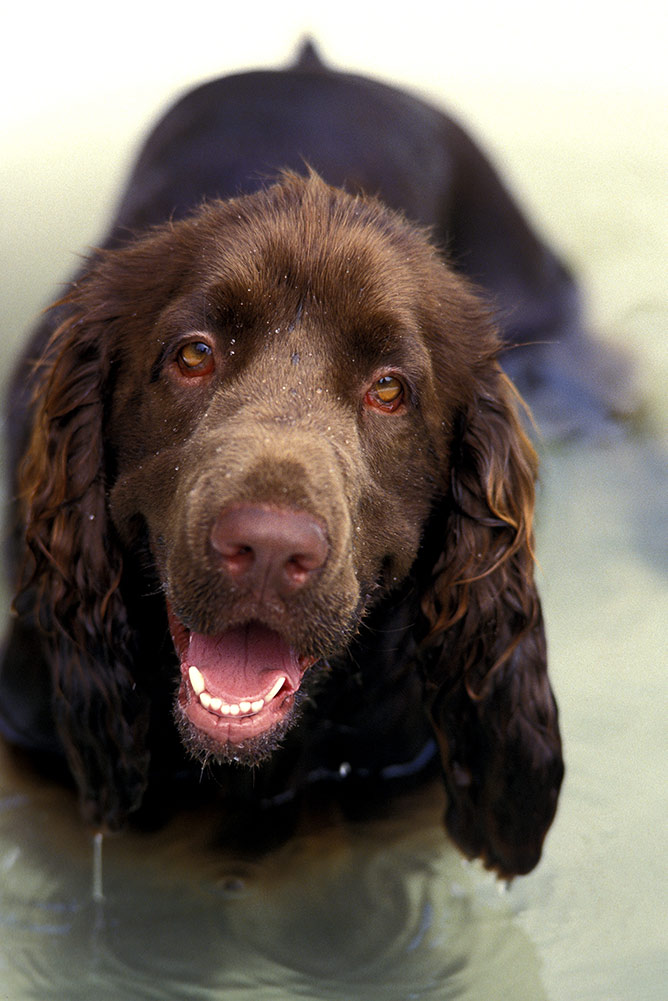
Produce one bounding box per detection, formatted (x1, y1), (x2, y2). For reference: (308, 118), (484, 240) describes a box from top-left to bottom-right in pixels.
(172, 691), (304, 768)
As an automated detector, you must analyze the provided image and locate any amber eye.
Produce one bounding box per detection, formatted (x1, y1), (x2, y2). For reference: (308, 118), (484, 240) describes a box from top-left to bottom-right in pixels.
(176, 341), (214, 377)
(364, 375), (405, 412)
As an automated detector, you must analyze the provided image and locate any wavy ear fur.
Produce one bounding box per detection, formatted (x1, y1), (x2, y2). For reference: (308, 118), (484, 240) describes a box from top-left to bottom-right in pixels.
(419, 365), (564, 876)
(18, 304), (150, 830)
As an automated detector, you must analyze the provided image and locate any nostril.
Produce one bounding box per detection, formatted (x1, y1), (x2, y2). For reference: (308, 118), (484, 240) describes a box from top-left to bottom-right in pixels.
(284, 552), (319, 586)
(216, 543), (255, 577)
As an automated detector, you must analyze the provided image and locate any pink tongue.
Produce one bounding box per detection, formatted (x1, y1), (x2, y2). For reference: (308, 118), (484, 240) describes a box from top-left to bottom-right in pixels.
(187, 624), (302, 700)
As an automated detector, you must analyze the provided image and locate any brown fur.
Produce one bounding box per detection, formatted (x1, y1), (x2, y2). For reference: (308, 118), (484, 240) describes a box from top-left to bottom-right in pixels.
(5, 172), (563, 875)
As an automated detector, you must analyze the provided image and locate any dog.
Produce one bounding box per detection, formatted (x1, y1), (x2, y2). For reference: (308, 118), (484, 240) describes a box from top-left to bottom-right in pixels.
(0, 41), (572, 876)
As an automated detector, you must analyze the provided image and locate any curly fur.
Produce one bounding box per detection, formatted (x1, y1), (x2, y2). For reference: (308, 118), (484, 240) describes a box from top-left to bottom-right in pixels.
(1, 48), (567, 876)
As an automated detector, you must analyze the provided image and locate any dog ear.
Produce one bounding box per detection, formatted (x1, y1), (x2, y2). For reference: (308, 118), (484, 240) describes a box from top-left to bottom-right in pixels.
(419, 364), (563, 876)
(18, 297), (150, 830)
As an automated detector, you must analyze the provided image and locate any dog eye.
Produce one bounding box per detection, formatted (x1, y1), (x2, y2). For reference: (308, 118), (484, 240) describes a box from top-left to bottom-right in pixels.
(176, 341), (214, 377)
(365, 375), (405, 412)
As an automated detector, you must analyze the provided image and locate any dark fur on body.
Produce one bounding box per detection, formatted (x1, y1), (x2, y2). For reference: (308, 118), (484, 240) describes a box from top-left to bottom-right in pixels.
(0, 43), (568, 876)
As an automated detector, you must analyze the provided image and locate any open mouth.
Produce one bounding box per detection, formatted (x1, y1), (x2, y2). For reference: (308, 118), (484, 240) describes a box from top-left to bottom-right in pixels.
(168, 605), (317, 745)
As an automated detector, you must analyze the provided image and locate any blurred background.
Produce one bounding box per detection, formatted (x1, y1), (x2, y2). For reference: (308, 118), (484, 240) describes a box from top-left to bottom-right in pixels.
(2, 0), (667, 415)
(1, 3), (666, 1000)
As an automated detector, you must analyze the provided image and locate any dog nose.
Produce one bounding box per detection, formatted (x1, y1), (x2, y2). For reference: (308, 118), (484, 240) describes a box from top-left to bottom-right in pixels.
(211, 504), (329, 598)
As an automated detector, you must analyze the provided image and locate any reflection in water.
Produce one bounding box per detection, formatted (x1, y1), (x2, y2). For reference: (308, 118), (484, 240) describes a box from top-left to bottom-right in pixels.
(92, 832), (104, 904)
(0, 743), (548, 1000)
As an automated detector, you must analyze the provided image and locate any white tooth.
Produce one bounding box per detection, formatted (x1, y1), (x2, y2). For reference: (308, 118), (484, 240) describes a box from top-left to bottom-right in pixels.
(199, 691), (211, 709)
(265, 676), (286, 703)
(251, 700), (264, 713)
(239, 701), (252, 713)
(189, 666), (205, 695)
(229, 704), (240, 716)
(221, 704), (231, 715)
(209, 697), (222, 711)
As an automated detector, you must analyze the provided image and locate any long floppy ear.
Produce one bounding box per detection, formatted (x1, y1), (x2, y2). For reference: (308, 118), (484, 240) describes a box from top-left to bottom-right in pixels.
(419, 364), (563, 876)
(18, 305), (150, 830)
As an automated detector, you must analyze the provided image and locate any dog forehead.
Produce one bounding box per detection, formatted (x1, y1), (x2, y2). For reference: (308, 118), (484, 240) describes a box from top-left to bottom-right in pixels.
(203, 240), (414, 329)
(198, 175), (434, 315)
(198, 279), (432, 396)
(198, 244), (431, 379)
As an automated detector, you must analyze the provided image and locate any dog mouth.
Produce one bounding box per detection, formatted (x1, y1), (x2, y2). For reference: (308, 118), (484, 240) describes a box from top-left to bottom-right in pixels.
(167, 605), (317, 747)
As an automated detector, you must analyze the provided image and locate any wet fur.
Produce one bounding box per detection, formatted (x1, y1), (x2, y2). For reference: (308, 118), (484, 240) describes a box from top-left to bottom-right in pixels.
(0, 47), (568, 876)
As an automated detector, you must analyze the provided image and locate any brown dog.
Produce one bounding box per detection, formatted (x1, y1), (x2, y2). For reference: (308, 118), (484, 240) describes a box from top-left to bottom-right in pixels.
(0, 43), (569, 876)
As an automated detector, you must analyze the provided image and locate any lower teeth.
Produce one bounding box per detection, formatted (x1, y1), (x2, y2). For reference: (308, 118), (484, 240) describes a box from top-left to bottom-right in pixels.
(187, 669), (287, 718)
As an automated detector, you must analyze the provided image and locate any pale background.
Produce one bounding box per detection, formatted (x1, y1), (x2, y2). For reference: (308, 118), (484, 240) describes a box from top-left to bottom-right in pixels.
(1, 3), (666, 1000)
(2, 0), (667, 405)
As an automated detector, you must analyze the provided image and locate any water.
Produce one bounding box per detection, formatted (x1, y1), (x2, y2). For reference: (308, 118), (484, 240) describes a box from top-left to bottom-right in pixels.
(0, 752), (553, 1000)
(1, 85), (666, 1000)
